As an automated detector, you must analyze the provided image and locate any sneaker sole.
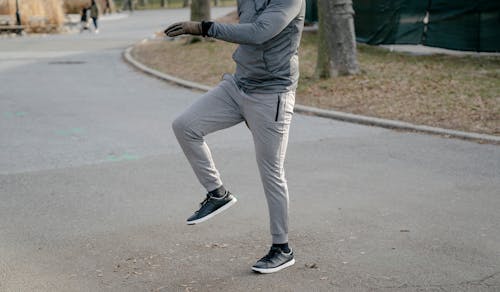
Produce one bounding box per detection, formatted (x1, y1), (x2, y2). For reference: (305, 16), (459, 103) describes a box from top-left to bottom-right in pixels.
(251, 258), (295, 274)
(186, 197), (237, 225)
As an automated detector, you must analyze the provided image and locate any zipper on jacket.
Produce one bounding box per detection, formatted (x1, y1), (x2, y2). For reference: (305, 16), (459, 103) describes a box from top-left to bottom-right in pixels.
(275, 95), (281, 122)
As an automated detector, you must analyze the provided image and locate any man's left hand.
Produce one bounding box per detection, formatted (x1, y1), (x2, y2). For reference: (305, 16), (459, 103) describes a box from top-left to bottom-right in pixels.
(164, 21), (202, 37)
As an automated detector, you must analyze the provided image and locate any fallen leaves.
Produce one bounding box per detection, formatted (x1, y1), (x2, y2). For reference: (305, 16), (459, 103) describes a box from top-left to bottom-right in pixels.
(112, 254), (165, 280)
(205, 243), (229, 248)
(305, 263), (318, 269)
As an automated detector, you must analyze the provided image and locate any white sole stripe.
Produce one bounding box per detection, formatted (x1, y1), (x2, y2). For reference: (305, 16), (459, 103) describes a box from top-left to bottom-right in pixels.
(186, 197), (237, 225)
(251, 258), (295, 274)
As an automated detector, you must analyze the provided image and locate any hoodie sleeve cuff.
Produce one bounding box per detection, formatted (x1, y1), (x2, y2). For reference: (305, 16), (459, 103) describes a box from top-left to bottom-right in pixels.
(201, 21), (214, 37)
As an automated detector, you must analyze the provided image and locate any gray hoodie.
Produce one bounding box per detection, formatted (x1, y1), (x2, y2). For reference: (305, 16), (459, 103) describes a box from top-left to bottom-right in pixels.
(208, 0), (305, 93)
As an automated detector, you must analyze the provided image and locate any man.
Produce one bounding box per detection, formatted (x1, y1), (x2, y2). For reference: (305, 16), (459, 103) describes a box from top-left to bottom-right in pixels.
(165, 0), (305, 274)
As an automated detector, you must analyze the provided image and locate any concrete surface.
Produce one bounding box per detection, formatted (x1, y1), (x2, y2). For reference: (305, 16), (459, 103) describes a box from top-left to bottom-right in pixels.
(1, 8), (499, 292)
(379, 44), (500, 57)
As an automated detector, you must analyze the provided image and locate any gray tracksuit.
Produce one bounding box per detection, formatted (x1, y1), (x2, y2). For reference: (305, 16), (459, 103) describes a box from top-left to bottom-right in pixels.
(209, 0), (305, 93)
(173, 0), (305, 244)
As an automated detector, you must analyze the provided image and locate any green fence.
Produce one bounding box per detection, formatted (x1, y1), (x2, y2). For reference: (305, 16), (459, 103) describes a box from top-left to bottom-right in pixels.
(305, 0), (318, 24)
(353, 0), (500, 52)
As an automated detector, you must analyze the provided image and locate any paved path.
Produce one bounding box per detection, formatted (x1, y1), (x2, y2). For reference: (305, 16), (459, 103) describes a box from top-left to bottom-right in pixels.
(1, 9), (499, 292)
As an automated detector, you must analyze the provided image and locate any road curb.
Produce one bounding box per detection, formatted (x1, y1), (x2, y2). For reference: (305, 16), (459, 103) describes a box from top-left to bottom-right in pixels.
(124, 46), (213, 92)
(123, 44), (500, 143)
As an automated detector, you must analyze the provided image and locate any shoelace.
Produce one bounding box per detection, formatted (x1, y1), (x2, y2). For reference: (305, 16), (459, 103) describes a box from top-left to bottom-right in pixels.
(194, 191), (229, 215)
(200, 191), (228, 206)
(261, 247), (282, 262)
(193, 194), (211, 214)
(199, 194), (211, 206)
(195, 193), (225, 213)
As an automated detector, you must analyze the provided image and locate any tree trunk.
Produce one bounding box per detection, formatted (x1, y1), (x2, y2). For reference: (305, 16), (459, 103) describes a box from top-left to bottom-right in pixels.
(183, 0), (192, 8)
(188, 0), (210, 43)
(315, 0), (359, 78)
(191, 0), (211, 21)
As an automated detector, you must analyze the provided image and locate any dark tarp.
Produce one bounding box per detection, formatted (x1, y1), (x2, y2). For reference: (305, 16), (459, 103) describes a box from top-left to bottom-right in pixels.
(425, 0), (500, 51)
(305, 0), (318, 24)
(354, 0), (427, 44)
(348, 0), (500, 52)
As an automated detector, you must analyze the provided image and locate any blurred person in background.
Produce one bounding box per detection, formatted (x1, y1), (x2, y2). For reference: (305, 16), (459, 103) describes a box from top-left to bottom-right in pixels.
(90, 0), (100, 33)
(80, 5), (90, 32)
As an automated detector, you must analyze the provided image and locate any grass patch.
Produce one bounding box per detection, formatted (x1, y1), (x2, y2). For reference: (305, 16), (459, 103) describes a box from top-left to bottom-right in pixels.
(0, 0), (65, 32)
(131, 32), (500, 135)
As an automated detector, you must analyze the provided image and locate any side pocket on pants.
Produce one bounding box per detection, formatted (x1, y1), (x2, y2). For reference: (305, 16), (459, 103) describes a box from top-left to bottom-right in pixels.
(275, 94), (281, 122)
(274, 92), (295, 124)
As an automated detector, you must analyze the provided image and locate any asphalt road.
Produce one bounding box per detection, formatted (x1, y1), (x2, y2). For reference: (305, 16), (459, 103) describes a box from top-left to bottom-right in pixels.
(1, 8), (499, 292)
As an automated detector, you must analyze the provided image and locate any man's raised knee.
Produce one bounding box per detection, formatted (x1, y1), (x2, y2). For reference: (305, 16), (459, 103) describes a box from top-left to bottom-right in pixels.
(172, 116), (187, 138)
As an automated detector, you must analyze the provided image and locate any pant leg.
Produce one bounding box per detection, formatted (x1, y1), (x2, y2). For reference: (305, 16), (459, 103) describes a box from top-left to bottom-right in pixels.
(92, 18), (98, 29)
(244, 90), (295, 244)
(172, 80), (244, 192)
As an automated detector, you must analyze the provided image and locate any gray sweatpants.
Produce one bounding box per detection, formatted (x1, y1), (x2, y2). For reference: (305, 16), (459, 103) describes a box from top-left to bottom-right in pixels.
(172, 74), (295, 244)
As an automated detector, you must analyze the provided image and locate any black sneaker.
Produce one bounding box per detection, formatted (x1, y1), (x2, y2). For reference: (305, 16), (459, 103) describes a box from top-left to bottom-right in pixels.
(252, 246), (295, 274)
(186, 191), (237, 225)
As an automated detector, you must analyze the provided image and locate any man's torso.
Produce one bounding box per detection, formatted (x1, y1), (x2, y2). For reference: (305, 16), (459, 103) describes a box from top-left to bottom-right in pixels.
(233, 0), (305, 93)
